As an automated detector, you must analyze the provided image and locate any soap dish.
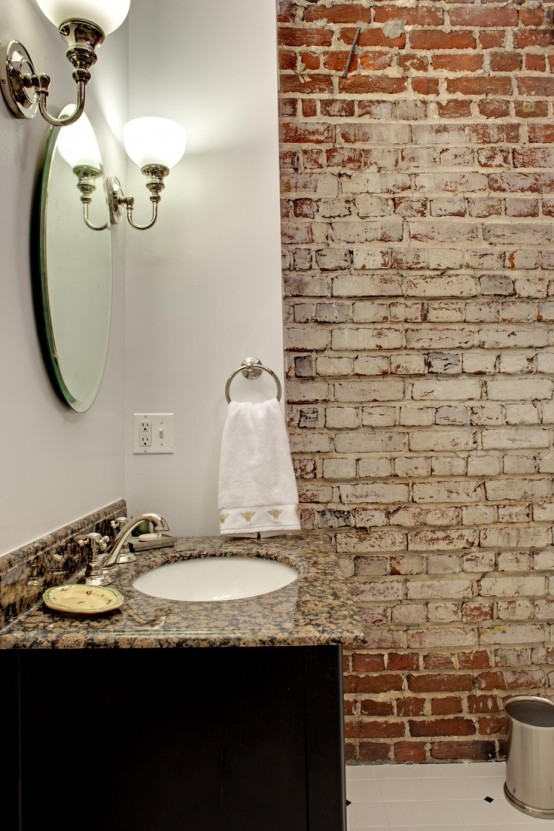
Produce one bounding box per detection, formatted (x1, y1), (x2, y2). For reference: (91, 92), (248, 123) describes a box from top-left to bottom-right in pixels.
(128, 533), (175, 552)
(43, 584), (124, 615)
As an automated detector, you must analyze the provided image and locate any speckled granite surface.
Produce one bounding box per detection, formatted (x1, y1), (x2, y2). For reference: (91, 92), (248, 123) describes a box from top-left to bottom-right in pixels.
(0, 533), (366, 649)
(0, 500), (127, 627)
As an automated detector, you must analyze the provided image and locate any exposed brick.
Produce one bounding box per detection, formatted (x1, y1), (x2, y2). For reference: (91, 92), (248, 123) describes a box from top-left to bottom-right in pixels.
(410, 718), (476, 738)
(279, 0), (554, 765)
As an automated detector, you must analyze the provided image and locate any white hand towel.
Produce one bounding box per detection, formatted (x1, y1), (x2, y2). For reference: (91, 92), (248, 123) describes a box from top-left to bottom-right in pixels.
(218, 397), (301, 536)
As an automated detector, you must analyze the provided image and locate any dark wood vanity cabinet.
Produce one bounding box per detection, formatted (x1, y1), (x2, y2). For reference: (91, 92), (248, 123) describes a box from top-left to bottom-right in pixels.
(1, 645), (346, 831)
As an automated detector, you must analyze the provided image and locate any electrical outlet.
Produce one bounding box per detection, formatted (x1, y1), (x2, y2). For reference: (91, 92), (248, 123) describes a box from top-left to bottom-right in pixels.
(133, 413), (175, 454)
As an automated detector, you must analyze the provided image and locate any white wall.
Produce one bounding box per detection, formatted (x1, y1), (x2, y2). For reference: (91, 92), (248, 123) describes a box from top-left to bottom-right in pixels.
(0, 0), (284, 553)
(124, 0), (284, 536)
(0, 2), (128, 554)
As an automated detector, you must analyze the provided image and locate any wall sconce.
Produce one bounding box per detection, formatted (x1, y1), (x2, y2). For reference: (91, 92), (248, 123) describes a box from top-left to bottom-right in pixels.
(0, 0), (130, 127)
(108, 117), (187, 230)
(59, 114), (186, 232)
(56, 108), (107, 231)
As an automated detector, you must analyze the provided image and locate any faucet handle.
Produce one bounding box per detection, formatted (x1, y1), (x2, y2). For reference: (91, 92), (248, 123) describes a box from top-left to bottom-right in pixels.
(110, 517), (128, 537)
(78, 533), (111, 584)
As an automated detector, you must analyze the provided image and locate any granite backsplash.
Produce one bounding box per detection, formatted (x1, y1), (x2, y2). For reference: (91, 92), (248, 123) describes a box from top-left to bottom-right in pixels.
(0, 500), (127, 626)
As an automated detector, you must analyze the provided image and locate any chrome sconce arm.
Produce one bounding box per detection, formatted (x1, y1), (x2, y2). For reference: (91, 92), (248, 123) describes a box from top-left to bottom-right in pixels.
(72, 165), (108, 231)
(104, 117), (186, 231)
(0, 21), (102, 126)
(0, 1), (130, 127)
(62, 115), (185, 233)
(108, 165), (170, 231)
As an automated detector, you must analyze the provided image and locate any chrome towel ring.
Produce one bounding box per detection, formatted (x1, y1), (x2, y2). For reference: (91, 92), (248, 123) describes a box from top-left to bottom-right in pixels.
(225, 357), (282, 403)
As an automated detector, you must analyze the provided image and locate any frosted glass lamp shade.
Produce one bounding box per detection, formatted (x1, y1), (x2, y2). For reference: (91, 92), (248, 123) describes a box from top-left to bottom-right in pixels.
(35, 0), (131, 35)
(123, 117), (187, 169)
(56, 106), (101, 168)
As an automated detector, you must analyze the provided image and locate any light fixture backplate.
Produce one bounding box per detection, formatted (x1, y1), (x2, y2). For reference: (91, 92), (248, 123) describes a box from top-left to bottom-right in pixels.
(0, 40), (38, 119)
(107, 176), (125, 224)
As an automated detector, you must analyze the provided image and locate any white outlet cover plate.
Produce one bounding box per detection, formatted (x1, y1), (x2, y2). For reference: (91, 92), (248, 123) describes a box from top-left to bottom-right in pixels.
(133, 413), (175, 454)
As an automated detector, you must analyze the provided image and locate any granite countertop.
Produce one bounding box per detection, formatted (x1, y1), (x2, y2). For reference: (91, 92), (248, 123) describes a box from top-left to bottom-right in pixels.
(0, 533), (366, 649)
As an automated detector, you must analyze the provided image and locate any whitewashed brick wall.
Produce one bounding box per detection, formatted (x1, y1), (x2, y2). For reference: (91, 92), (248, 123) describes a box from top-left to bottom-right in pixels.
(278, 0), (554, 762)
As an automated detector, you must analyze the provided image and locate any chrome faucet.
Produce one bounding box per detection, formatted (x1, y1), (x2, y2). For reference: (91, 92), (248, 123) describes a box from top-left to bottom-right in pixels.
(102, 512), (170, 569)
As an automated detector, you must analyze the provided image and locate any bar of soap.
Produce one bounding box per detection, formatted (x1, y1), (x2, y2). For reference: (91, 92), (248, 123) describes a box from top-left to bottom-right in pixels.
(128, 533), (175, 551)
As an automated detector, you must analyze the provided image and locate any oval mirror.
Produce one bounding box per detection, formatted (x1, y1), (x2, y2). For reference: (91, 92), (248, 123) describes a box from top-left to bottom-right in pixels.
(34, 104), (112, 412)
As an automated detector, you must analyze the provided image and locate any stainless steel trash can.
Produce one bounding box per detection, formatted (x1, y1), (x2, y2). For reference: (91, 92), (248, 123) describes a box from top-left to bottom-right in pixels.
(505, 695), (554, 819)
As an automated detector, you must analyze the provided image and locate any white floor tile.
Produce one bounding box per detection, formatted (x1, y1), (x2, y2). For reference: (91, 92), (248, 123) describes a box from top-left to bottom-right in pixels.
(346, 765), (378, 781)
(384, 800), (428, 827)
(345, 761), (550, 829)
(470, 761), (506, 779)
(374, 764), (453, 780)
(347, 828), (390, 831)
(348, 800), (388, 828)
(422, 796), (534, 826)
(347, 779), (384, 803)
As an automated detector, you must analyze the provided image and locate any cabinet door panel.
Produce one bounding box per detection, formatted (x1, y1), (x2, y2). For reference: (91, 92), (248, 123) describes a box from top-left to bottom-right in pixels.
(19, 648), (309, 831)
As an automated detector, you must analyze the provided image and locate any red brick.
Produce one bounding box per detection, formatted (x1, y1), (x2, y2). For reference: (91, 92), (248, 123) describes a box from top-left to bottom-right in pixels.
(477, 671), (506, 690)
(408, 674), (474, 693)
(348, 28), (406, 49)
(341, 76), (408, 95)
(468, 695), (500, 714)
(422, 654), (456, 670)
(358, 52), (393, 72)
(431, 697), (463, 715)
(352, 653), (386, 673)
(345, 673), (404, 694)
(304, 4), (371, 24)
(398, 54), (429, 73)
(279, 50), (296, 71)
(478, 100), (510, 119)
(433, 53), (483, 72)
(359, 741), (391, 762)
(450, 7), (517, 27)
(320, 100), (355, 118)
(514, 148), (554, 169)
(515, 101), (548, 119)
(301, 99), (317, 118)
(471, 124), (520, 144)
(279, 75), (334, 94)
(361, 698), (394, 717)
(344, 699), (356, 716)
(388, 652), (419, 671)
(396, 697), (426, 717)
(324, 52), (359, 73)
(478, 715), (507, 736)
(349, 720), (405, 739)
(412, 78), (439, 96)
(518, 76), (554, 97)
(430, 741), (496, 761)
(344, 742), (357, 763)
(394, 741), (427, 763)
(279, 26), (333, 47)
(300, 51), (320, 71)
(519, 7), (545, 27)
(459, 651), (491, 670)
(438, 100), (472, 119)
(326, 148), (363, 169)
(410, 718), (476, 737)
(514, 29), (554, 49)
(525, 53), (546, 72)
(447, 77), (512, 96)
(281, 123), (335, 145)
(374, 5), (444, 26)
(528, 125), (554, 143)
(479, 30), (507, 49)
(489, 51), (521, 72)
(410, 30), (476, 50)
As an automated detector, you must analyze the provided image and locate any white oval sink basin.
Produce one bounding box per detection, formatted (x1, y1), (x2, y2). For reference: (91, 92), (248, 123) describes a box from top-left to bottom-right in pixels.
(132, 557), (298, 602)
